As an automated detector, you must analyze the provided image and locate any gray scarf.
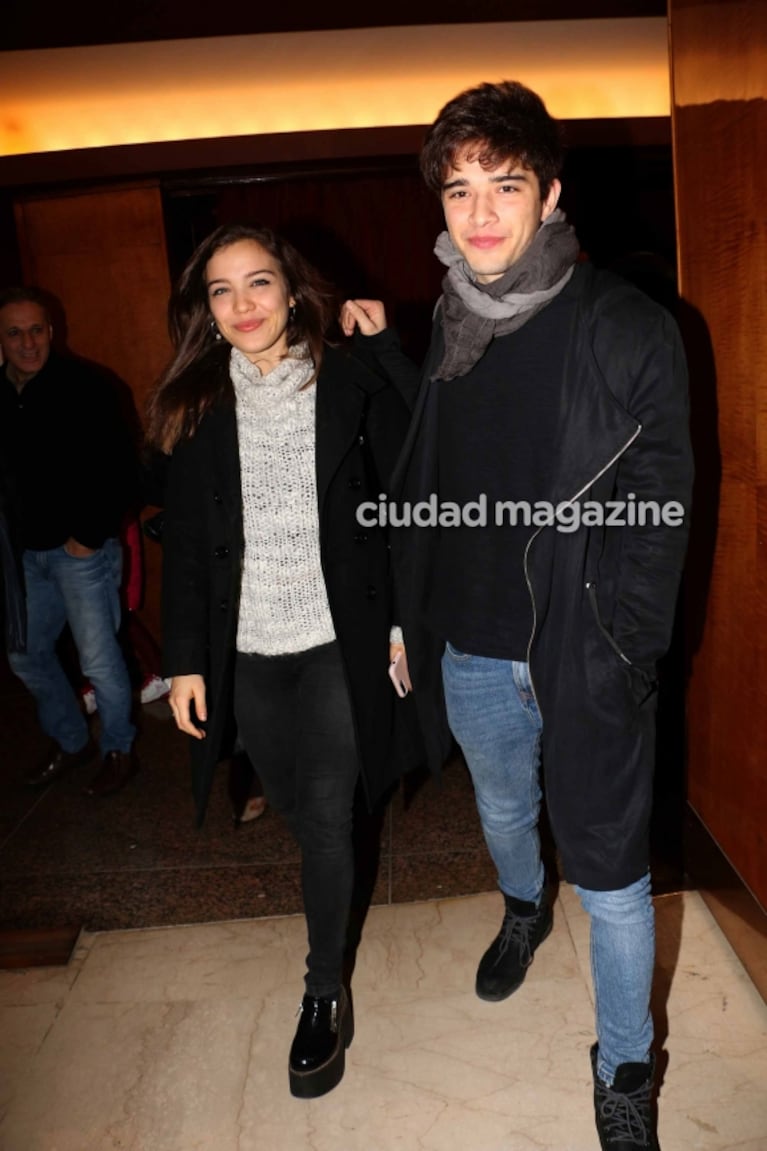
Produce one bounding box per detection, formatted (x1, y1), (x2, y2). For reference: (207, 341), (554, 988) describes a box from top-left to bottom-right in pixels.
(433, 208), (580, 380)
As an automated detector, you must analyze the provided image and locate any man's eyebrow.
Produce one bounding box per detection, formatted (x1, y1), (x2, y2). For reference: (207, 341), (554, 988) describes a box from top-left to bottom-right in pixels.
(441, 172), (529, 191)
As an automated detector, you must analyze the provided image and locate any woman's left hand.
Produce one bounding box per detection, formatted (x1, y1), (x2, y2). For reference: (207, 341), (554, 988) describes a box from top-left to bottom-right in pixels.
(340, 299), (387, 337)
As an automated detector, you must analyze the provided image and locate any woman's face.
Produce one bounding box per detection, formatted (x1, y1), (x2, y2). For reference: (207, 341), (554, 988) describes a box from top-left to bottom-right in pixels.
(206, 239), (295, 372)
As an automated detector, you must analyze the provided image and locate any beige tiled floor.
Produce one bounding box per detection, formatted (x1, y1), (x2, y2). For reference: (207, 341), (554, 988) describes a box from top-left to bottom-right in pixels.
(1, 888), (765, 1151)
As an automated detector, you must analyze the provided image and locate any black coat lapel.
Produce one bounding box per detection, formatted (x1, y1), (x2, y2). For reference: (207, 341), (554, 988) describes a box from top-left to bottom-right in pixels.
(315, 346), (377, 513)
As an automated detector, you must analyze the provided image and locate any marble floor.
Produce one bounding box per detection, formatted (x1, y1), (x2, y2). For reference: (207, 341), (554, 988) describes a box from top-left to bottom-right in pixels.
(2, 651), (766, 1148)
(1, 885), (766, 1151)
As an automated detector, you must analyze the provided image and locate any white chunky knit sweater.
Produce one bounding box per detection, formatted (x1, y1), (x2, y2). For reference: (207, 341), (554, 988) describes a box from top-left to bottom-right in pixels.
(230, 345), (336, 655)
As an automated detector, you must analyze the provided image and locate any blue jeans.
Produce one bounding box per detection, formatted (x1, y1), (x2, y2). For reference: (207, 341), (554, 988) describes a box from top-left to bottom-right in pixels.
(441, 643), (654, 1083)
(8, 542), (135, 755)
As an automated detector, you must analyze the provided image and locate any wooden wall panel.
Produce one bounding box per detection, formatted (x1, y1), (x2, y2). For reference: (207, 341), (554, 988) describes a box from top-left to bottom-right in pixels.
(14, 184), (172, 417)
(14, 184), (173, 639)
(670, 0), (767, 906)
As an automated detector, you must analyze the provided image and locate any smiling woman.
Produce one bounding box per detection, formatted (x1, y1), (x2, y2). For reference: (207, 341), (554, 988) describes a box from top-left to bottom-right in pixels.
(144, 221), (419, 1101)
(206, 241), (295, 373)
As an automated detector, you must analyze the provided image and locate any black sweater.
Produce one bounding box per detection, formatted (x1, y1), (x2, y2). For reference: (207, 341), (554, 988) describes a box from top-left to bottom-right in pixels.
(426, 283), (573, 660)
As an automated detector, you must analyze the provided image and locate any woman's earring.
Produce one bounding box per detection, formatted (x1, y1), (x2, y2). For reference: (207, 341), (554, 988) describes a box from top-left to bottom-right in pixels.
(210, 319), (222, 341)
(288, 304), (296, 322)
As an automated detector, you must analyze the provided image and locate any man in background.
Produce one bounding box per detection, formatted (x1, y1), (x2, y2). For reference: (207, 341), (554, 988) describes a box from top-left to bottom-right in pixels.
(0, 285), (138, 796)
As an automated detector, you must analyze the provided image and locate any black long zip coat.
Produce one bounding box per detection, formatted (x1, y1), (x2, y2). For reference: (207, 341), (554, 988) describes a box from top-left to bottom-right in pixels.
(161, 342), (417, 824)
(389, 263), (694, 891)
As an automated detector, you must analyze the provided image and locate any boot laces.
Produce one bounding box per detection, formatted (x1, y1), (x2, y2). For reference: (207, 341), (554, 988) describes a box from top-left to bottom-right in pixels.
(595, 1074), (653, 1145)
(497, 910), (538, 968)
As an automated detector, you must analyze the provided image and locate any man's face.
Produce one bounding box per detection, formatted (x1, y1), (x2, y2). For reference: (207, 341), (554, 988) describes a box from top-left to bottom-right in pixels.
(441, 148), (561, 283)
(0, 301), (52, 385)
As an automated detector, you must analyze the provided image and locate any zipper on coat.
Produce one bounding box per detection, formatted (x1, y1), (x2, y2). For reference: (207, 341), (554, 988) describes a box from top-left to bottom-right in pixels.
(523, 421), (642, 717)
(585, 581), (632, 665)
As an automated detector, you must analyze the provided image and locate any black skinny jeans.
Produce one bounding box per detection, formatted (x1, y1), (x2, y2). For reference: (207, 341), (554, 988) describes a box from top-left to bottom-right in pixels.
(234, 641), (359, 998)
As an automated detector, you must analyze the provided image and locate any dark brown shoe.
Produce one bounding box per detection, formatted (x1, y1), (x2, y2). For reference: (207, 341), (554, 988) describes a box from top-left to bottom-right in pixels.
(83, 750), (138, 798)
(25, 740), (97, 787)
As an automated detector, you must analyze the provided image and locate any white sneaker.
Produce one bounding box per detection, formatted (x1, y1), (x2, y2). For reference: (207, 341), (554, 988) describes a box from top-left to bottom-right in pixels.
(140, 675), (171, 704)
(81, 687), (97, 715)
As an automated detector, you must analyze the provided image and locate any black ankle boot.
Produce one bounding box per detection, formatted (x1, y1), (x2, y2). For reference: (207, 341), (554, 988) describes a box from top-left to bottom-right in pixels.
(591, 1043), (660, 1150)
(475, 892), (553, 1001)
(289, 986), (354, 1099)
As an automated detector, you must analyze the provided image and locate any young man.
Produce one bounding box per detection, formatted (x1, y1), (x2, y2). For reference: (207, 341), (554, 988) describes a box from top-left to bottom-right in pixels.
(0, 285), (138, 796)
(385, 81), (691, 1149)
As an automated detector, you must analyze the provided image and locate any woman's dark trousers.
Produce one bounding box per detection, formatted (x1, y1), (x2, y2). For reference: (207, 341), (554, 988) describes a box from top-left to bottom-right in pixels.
(234, 641), (359, 998)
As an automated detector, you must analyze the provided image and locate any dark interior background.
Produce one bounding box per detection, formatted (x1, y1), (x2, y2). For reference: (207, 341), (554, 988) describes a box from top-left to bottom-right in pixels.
(161, 142), (675, 363)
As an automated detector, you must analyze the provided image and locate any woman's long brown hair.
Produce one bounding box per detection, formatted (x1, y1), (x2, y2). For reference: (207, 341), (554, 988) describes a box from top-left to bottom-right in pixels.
(145, 223), (336, 452)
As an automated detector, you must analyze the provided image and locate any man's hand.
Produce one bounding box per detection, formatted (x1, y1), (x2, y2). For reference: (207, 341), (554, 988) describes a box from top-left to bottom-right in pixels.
(168, 674), (207, 739)
(340, 299), (387, 338)
(388, 642), (413, 697)
(63, 537), (97, 558)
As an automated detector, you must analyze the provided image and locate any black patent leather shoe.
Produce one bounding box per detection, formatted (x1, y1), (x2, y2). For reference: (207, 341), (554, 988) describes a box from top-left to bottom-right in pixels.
(289, 986), (354, 1099)
(25, 739), (97, 787)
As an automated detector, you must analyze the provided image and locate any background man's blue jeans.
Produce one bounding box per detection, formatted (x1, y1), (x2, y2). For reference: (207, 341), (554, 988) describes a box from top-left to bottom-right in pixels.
(8, 542), (135, 755)
(441, 642), (655, 1083)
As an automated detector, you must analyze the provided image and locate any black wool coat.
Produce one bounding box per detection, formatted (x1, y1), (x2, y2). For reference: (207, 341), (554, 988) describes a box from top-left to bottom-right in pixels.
(161, 342), (417, 824)
(390, 263), (694, 892)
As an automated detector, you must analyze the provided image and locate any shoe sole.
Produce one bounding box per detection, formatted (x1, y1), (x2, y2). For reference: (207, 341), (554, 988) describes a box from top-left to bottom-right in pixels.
(289, 1001), (354, 1099)
(475, 915), (554, 1002)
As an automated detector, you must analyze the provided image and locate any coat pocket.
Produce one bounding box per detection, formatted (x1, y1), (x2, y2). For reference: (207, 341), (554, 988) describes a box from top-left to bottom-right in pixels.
(585, 580), (657, 706)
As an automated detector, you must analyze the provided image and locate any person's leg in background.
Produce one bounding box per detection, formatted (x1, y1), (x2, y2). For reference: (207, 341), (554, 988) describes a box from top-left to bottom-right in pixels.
(53, 540), (137, 796)
(10, 548), (96, 784)
(126, 611), (171, 703)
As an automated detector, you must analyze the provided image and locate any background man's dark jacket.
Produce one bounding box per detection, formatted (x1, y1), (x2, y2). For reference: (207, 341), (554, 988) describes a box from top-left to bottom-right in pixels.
(0, 351), (138, 553)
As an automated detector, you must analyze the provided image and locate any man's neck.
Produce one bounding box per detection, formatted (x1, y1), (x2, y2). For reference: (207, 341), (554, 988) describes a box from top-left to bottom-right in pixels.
(5, 362), (39, 394)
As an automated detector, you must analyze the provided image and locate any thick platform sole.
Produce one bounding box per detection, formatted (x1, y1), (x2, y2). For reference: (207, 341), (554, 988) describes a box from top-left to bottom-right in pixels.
(289, 996), (354, 1099)
(475, 915), (554, 1002)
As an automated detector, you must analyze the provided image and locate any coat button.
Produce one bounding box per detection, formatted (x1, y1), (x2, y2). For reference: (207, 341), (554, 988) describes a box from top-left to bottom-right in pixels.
(354, 533), (368, 544)
(213, 492), (223, 504)
(366, 584), (377, 599)
(347, 476), (362, 489)
(358, 434), (366, 445)
(219, 599), (228, 611)
(214, 545), (230, 559)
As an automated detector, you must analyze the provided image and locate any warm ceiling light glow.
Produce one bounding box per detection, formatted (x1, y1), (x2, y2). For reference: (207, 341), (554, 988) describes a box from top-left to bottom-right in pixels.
(670, 3), (767, 106)
(0, 19), (669, 157)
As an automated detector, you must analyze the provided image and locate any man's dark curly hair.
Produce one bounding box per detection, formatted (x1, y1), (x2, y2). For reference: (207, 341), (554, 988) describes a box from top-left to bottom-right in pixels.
(420, 80), (564, 199)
